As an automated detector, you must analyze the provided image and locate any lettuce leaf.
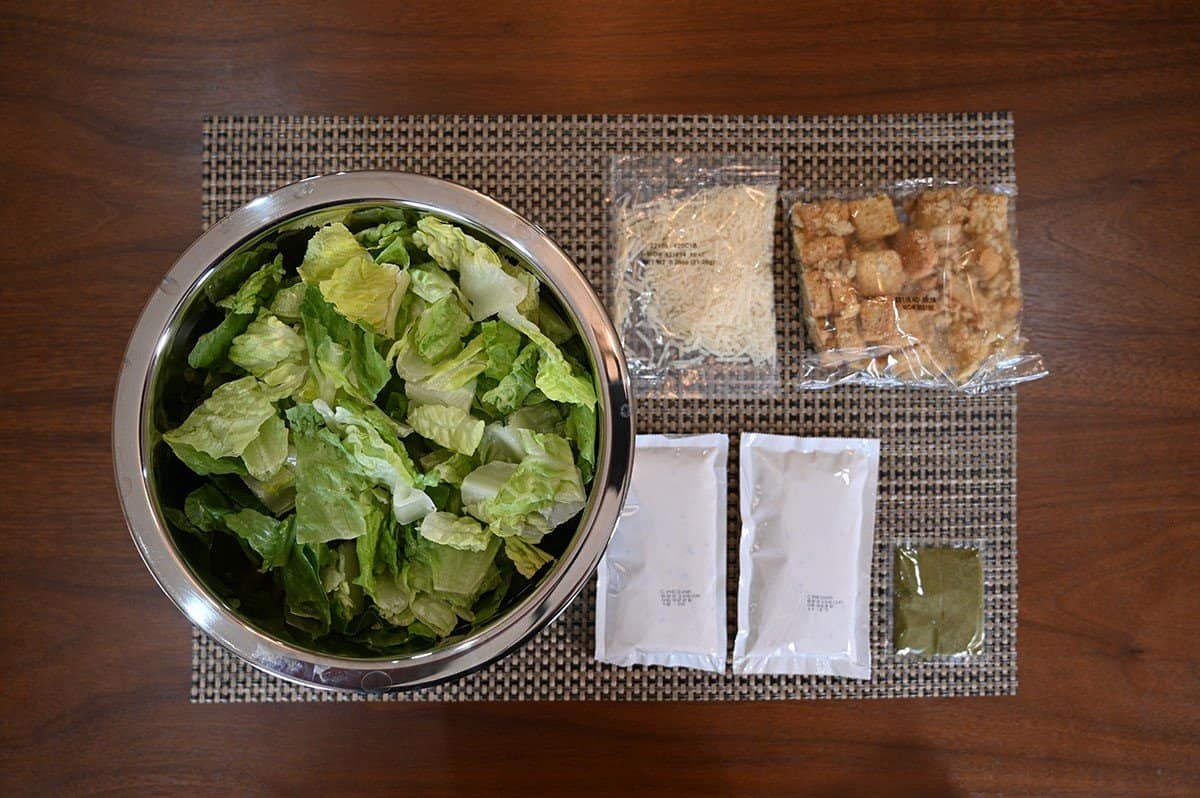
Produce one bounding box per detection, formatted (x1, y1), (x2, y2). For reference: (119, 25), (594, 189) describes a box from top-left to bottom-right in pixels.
(298, 221), (410, 338)
(240, 412), (289, 481)
(415, 295), (473, 363)
(408, 261), (460, 304)
(322, 541), (365, 623)
(419, 334), (488, 393)
(504, 538), (555, 579)
(320, 253), (409, 338)
(538, 301), (575, 344)
(407, 404), (485, 457)
(311, 399), (435, 525)
(279, 208), (354, 232)
(163, 376), (277, 465)
(187, 312), (253, 370)
(282, 539), (331, 636)
(419, 511), (492, 552)
(224, 509), (292, 572)
(420, 450), (476, 488)
(564, 403), (597, 483)
(287, 404), (385, 544)
(481, 320), (523, 380)
(412, 216), (528, 321)
(268, 282), (307, 323)
(230, 314), (305, 374)
(203, 241), (279, 304)
(534, 349), (596, 409)
(300, 285), (391, 404)
(298, 222), (365, 284)
(218, 256), (285, 315)
(508, 400), (566, 433)
(229, 313), (309, 400)
(481, 344), (539, 415)
(464, 429), (585, 542)
(241, 463), (296, 515)
(410, 533), (501, 598)
(405, 376), (476, 413)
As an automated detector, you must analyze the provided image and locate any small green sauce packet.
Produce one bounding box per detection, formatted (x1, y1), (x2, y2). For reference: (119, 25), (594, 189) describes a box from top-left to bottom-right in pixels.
(893, 546), (984, 657)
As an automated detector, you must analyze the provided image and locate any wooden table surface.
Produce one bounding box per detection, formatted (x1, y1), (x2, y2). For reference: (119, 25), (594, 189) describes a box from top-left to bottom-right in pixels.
(2, 2), (1197, 795)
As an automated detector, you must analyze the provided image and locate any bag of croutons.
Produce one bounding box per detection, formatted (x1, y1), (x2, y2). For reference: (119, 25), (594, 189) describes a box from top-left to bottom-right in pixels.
(787, 180), (1047, 393)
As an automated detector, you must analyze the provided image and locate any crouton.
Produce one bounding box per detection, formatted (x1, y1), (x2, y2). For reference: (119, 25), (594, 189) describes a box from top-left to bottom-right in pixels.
(944, 272), (979, 311)
(895, 307), (929, 340)
(794, 200), (854, 238)
(928, 223), (965, 250)
(800, 235), (848, 268)
(833, 317), (865, 351)
(975, 246), (1005, 280)
(859, 297), (897, 342)
(828, 276), (859, 316)
(848, 195), (901, 240)
(853, 249), (905, 297)
(948, 321), (992, 379)
(910, 188), (969, 228)
(965, 193), (1009, 237)
(892, 229), (937, 279)
(802, 271), (834, 317)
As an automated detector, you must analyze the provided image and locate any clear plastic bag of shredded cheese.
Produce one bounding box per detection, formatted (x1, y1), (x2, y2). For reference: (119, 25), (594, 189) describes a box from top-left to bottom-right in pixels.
(786, 180), (1048, 393)
(609, 154), (781, 399)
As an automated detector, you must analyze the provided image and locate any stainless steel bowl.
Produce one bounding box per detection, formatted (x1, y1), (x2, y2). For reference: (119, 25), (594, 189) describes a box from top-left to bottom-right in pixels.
(113, 172), (634, 692)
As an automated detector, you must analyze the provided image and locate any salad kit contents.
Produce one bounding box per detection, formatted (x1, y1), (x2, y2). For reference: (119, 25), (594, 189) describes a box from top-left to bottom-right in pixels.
(893, 544), (985, 658)
(595, 434), (728, 672)
(609, 154), (780, 398)
(789, 181), (1046, 392)
(159, 206), (598, 655)
(734, 435), (880, 677)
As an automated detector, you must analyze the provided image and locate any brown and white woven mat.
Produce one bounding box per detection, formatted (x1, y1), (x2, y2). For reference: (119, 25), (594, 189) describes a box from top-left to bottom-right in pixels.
(193, 113), (1018, 702)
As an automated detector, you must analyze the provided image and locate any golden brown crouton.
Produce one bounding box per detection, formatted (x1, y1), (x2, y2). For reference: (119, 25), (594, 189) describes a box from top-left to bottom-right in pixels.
(965, 193), (1009, 237)
(928, 223), (965, 250)
(895, 307), (929, 340)
(802, 271), (834, 317)
(948, 321), (992, 379)
(853, 249), (905, 297)
(800, 235), (848, 268)
(975, 246), (1005, 280)
(848, 195), (901, 240)
(828, 276), (860, 315)
(892, 229), (937, 278)
(945, 272), (979, 311)
(795, 200), (854, 238)
(911, 188), (969, 228)
(833, 318), (865, 350)
(859, 297), (897, 342)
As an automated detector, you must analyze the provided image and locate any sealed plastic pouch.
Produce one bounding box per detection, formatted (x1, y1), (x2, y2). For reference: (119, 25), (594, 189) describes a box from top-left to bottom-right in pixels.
(734, 435), (880, 677)
(595, 434), (728, 672)
(891, 542), (986, 658)
(788, 180), (1047, 392)
(609, 154), (781, 399)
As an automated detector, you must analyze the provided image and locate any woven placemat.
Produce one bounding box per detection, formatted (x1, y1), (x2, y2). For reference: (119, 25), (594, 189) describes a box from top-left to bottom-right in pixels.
(193, 113), (1018, 702)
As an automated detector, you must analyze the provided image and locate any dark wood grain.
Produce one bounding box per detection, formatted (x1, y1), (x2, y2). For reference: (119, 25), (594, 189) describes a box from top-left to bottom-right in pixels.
(1, 1), (1198, 795)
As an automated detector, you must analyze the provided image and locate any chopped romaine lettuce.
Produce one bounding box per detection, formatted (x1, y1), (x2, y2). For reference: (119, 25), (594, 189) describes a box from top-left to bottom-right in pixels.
(161, 208), (596, 655)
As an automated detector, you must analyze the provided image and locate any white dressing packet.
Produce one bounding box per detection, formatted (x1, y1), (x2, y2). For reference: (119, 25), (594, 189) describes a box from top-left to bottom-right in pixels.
(595, 433), (728, 672)
(734, 435), (880, 678)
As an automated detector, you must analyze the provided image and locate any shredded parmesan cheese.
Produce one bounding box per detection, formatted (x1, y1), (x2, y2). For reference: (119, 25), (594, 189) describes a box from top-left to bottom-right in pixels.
(614, 184), (777, 367)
